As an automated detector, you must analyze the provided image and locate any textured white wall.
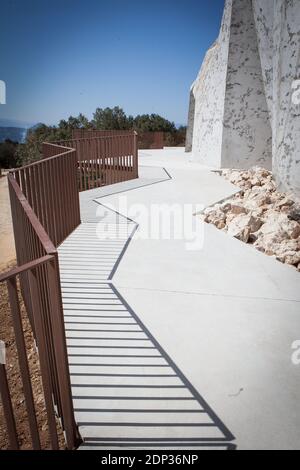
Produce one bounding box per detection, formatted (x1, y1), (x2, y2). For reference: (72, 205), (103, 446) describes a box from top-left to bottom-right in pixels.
(272, 0), (300, 197)
(185, 85), (195, 152)
(189, 0), (232, 167)
(252, 0), (274, 122)
(222, 0), (272, 169)
(187, 0), (300, 198)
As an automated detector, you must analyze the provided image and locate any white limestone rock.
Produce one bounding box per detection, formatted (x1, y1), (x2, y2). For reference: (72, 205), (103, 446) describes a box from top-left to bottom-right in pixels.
(258, 212), (300, 241)
(202, 167), (300, 270)
(227, 214), (263, 242)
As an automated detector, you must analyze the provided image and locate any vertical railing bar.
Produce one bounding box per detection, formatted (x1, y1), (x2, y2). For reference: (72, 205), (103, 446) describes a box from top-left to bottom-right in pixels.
(100, 139), (103, 186)
(20, 169), (26, 198)
(24, 167), (32, 208)
(30, 165), (38, 220)
(95, 138), (98, 187)
(66, 153), (72, 236)
(110, 136), (114, 184)
(6, 277), (41, 450)
(82, 140), (87, 190)
(79, 142), (83, 192)
(81, 141), (84, 190)
(47, 255), (79, 449)
(0, 362), (19, 450)
(91, 139), (95, 188)
(55, 157), (64, 244)
(90, 139), (93, 189)
(61, 155), (68, 241)
(52, 157), (60, 245)
(39, 263), (62, 419)
(68, 152), (74, 234)
(134, 131), (138, 178)
(47, 156), (58, 246)
(87, 139), (90, 190)
(73, 150), (81, 225)
(28, 268), (59, 450)
(41, 161), (51, 240)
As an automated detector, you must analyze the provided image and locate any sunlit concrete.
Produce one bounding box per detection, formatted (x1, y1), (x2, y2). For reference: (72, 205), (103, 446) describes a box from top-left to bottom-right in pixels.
(91, 148), (300, 450)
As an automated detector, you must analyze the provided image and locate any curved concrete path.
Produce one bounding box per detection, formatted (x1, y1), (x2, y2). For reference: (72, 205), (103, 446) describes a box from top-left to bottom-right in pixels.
(59, 148), (300, 450)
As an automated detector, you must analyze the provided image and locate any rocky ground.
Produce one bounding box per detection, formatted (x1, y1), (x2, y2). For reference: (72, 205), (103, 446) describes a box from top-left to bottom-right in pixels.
(202, 167), (300, 271)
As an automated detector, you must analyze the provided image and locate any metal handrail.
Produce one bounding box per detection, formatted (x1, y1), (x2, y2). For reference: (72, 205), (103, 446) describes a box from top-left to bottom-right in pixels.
(0, 132), (139, 449)
(0, 142), (81, 450)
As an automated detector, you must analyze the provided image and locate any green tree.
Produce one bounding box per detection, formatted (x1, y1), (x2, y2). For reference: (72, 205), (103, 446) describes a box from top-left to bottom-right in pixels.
(15, 114), (92, 166)
(58, 113), (91, 133)
(15, 108), (186, 167)
(92, 106), (132, 130)
(133, 114), (176, 133)
(0, 139), (18, 169)
(15, 123), (66, 166)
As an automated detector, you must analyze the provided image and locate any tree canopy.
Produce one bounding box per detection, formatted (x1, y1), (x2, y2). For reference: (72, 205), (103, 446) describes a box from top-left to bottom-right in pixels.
(15, 107), (185, 166)
(0, 139), (19, 169)
(92, 107), (133, 130)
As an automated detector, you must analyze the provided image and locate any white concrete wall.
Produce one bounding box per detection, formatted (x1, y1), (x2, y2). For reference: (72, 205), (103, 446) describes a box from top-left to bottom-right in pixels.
(187, 0), (300, 199)
(189, 0), (232, 167)
(252, 0), (274, 121)
(185, 84), (195, 152)
(222, 0), (272, 169)
(272, 0), (300, 197)
(191, 42), (225, 167)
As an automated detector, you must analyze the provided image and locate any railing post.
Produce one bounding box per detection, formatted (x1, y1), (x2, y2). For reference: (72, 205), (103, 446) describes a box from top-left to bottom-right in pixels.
(133, 131), (138, 178)
(28, 268), (59, 450)
(0, 342), (19, 450)
(46, 254), (80, 449)
(7, 277), (41, 450)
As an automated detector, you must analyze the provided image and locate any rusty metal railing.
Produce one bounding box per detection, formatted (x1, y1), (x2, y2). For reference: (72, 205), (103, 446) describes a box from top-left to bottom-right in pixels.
(13, 143), (81, 247)
(72, 129), (133, 139)
(137, 131), (164, 149)
(0, 133), (139, 449)
(72, 128), (164, 151)
(0, 256), (80, 450)
(0, 143), (81, 449)
(56, 131), (138, 192)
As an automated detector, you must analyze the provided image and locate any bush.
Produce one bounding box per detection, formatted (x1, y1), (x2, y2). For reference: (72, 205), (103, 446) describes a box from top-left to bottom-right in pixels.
(0, 139), (18, 169)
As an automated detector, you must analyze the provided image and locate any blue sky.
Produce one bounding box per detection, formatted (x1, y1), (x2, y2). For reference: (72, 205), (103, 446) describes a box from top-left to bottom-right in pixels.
(0, 0), (225, 126)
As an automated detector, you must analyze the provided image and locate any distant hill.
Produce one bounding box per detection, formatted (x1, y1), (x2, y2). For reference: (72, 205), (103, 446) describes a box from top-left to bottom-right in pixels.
(0, 118), (36, 128)
(28, 122), (44, 131)
(0, 118), (37, 143)
(0, 127), (27, 143)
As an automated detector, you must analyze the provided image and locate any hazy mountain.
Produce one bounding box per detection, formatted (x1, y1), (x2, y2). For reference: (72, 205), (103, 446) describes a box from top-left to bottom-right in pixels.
(0, 127), (28, 143)
(0, 118), (35, 128)
(0, 118), (38, 143)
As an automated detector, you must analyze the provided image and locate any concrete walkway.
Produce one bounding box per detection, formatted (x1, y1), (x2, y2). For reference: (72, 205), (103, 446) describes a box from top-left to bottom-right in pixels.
(59, 148), (300, 450)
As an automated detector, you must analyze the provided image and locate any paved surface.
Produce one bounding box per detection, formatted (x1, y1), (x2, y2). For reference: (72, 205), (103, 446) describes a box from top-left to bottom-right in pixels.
(59, 147), (300, 450)
(0, 172), (16, 270)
